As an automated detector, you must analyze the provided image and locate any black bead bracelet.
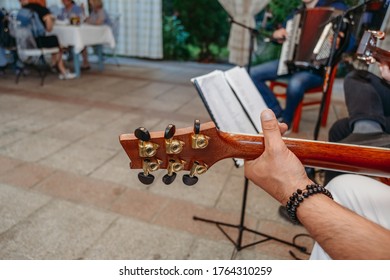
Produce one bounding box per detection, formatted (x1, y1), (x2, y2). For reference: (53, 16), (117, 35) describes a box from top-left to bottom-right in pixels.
(286, 183), (333, 224)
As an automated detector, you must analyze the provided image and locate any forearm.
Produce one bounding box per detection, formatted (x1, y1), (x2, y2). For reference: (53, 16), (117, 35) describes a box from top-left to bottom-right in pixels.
(298, 195), (390, 259)
(43, 15), (54, 32)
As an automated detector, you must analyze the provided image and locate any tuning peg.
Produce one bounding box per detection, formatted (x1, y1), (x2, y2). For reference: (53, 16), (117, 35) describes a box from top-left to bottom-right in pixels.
(182, 161), (207, 186)
(134, 127), (150, 141)
(135, 127), (159, 158)
(163, 172), (177, 185)
(191, 120), (210, 149)
(194, 119), (200, 134)
(164, 124), (176, 139)
(182, 174), (198, 186)
(138, 172), (155, 185)
(162, 159), (185, 185)
(164, 124), (184, 154)
(138, 159), (161, 185)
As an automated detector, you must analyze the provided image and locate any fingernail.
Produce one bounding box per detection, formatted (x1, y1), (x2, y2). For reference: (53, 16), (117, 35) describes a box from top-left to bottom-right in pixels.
(262, 109), (274, 121)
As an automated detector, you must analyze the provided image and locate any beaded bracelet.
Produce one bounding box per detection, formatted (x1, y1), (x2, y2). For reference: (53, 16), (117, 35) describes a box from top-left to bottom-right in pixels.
(286, 183), (333, 224)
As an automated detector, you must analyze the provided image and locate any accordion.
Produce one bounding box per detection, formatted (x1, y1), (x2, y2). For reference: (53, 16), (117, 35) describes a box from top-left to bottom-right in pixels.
(277, 7), (345, 76)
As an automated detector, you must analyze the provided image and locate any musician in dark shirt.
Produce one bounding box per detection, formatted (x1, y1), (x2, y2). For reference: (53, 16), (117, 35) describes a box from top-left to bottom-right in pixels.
(329, 66), (390, 146)
(245, 108), (390, 259)
(250, 0), (348, 131)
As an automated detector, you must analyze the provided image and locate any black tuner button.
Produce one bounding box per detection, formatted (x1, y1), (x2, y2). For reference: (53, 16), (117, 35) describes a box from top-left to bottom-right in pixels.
(134, 127), (150, 141)
(162, 172), (177, 185)
(138, 172), (155, 185)
(164, 124), (176, 139)
(182, 174), (198, 186)
(194, 120), (200, 134)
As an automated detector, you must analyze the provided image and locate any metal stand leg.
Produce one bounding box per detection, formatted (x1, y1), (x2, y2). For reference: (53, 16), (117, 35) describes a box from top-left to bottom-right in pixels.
(193, 177), (309, 256)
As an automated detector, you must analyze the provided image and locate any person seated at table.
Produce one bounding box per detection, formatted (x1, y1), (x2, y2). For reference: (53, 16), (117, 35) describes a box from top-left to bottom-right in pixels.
(80, 0), (111, 70)
(58, 0), (84, 22)
(18, 0), (76, 80)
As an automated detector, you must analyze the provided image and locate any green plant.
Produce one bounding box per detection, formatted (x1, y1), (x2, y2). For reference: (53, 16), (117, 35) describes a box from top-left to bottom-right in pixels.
(163, 15), (190, 60)
(268, 0), (301, 27)
(171, 0), (229, 62)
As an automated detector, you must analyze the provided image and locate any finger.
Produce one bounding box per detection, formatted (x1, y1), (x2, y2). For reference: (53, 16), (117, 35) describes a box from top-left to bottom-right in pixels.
(279, 122), (288, 135)
(261, 109), (285, 148)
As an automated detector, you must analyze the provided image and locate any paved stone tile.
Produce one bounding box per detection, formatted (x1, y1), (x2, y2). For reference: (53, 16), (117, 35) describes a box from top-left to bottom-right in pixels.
(0, 155), (23, 175)
(38, 118), (101, 143)
(39, 141), (117, 176)
(186, 238), (235, 260)
(82, 217), (194, 260)
(34, 170), (125, 210)
(0, 162), (56, 189)
(0, 199), (116, 259)
(0, 183), (51, 234)
(0, 133), (70, 162)
(110, 188), (170, 222)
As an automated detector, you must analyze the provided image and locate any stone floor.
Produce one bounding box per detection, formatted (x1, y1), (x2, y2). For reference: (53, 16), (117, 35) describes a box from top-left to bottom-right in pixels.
(0, 58), (348, 260)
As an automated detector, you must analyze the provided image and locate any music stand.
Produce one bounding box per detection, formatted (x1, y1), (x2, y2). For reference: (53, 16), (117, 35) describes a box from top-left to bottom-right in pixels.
(313, 0), (376, 140)
(191, 51), (309, 259)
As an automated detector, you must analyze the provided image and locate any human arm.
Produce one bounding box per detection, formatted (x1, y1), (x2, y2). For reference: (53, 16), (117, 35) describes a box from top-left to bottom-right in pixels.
(244, 109), (390, 259)
(379, 64), (390, 82)
(42, 13), (54, 31)
(85, 9), (105, 25)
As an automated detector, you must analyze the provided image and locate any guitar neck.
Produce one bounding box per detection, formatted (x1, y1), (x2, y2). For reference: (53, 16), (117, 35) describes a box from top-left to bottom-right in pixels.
(120, 122), (390, 179)
(372, 47), (390, 65)
(218, 131), (390, 177)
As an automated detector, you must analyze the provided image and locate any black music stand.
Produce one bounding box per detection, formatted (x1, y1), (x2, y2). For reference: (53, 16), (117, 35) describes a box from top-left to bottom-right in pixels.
(192, 16), (310, 259)
(313, 0), (376, 140)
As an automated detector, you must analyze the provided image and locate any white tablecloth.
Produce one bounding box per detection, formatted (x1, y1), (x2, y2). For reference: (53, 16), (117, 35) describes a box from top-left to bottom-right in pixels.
(51, 24), (115, 54)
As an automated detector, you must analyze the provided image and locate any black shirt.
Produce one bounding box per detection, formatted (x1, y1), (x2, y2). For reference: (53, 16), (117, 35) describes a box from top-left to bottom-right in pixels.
(23, 3), (50, 27)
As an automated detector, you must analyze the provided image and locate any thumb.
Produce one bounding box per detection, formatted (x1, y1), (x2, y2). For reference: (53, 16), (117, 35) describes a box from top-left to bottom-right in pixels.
(261, 109), (285, 148)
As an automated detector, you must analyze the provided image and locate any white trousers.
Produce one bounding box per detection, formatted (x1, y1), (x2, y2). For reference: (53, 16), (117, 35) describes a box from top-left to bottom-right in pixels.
(310, 174), (390, 260)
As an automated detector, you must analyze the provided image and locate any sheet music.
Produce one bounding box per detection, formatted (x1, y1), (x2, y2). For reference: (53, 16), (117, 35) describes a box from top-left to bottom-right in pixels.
(224, 66), (268, 133)
(191, 70), (258, 135)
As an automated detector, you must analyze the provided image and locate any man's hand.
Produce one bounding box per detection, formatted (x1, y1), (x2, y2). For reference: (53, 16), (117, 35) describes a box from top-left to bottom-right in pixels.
(379, 64), (390, 82)
(272, 28), (288, 44)
(244, 109), (312, 205)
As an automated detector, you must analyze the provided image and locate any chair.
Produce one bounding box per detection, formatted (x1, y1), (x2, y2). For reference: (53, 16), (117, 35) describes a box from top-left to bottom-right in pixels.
(269, 65), (338, 133)
(9, 15), (60, 86)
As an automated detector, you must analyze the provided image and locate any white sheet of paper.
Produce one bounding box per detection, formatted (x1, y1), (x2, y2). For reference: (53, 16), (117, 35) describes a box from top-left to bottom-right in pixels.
(191, 70), (260, 167)
(191, 70), (258, 135)
(224, 66), (268, 133)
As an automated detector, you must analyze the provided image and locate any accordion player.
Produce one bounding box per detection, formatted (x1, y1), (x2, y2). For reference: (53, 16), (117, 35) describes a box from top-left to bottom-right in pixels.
(277, 7), (351, 76)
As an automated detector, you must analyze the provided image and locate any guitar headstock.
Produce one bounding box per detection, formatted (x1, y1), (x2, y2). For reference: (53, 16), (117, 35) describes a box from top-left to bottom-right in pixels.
(119, 121), (233, 186)
(356, 30), (386, 64)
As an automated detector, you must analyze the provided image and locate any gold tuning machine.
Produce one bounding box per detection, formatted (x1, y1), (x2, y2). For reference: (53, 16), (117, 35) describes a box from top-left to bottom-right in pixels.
(162, 159), (186, 185)
(138, 158), (162, 185)
(134, 127), (159, 158)
(164, 124), (184, 154)
(182, 161), (208, 186)
(191, 120), (210, 149)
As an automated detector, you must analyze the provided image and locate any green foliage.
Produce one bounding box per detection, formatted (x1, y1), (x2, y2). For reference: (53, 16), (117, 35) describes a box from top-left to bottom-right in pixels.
(170, 0), (229, 62)
(268, 0), (301, 27)
(163, 15), (190, 60)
